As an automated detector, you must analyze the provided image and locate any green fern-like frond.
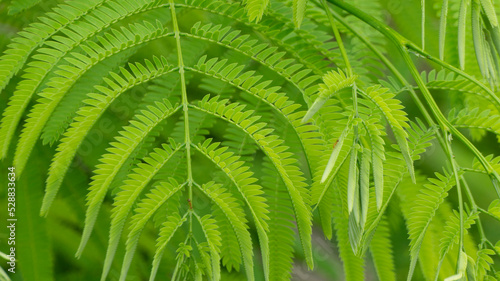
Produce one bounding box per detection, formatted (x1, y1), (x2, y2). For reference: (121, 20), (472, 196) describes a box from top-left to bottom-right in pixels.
(309, 98), (354, 234)
(198, 181), (254, 281)
(197, 214), (222, 281)
(41, 48), (136, 145)
(0, 0), (105, 92)
(364, 116), (386, 210)
(435, 209), (478, 280)
(245, 0), (270, 22)
(120, 178), (184, 281)
(261, 158), (297, 281)
(449, 107), (500, 140)
(474, 248), (495, 280)
(182, 4), (336, 76)
(194, 95), (314, 268)
(102, 140), (182, 281)
(9, 20), (170, 174)
(190, 55), (324, 178)
(77, 98), (179, 257)
(184, 26), (321, 100)
(150, 212), (189, 281)
(351, 119), (435, 258)
(418, 69), (488, 98)
(333, 164), (365, 281)
(302, 69), (357, 122)
(361, 85), (414, 181)
(42, 57), (174, 217)
(292, 0), (308, 28)
(369, 218), (396, 281)
(194, 139), (270, 277)
(0, 4), (170, 159)
(1, 0), (499, 279)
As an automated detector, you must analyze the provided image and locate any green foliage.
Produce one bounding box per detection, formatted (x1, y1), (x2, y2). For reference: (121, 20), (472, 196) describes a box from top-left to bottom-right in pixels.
(0, 0), (500, 280)
(406, 171), (457, 280)
(369, 218), (396, 281)
(302, 69), (357, 123)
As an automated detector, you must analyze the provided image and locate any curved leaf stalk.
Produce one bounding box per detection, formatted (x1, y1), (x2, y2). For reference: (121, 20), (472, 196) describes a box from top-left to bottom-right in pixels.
(169, 0), (193, 238)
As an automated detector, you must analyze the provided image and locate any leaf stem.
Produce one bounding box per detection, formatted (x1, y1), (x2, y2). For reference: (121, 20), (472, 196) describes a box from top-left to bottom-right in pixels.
(406, 43), (500, 108)
(169, 0), (193, 233)
(477, 206), (500, 223)
(447, 138), (465, 274)
(422, 0), (426, 50)
(461, 178), (488, 240)
(320, 0), (358, 116)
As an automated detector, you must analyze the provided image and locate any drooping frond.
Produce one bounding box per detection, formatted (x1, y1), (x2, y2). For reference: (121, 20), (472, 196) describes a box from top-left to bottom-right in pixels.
(9, 20), (170, 174)
(261, 158), (296, 280)
(184, 27), (321, 100)
(197, 181), (254, 281)
(150, 212), (188, 281)
(369, 218), (396, 281)
(193, 0), (333, 55)
(363, 116), (386, 210)
(1, 0), (499, 279)
(435, 210), (478, 280)
(0, 4), (170, 159)
(77, 98), (179, 257)
(120, 179), (184, 281)
(197, 214), (222, 281)
(194, 95), (314, 268)
(185, 19), (328, 86)
(215, 205), (244, 274)
(244, 0), (269, 22)
(41, 48), (137, 145)
(102, 140), (182, 281)
(350, 119), (435, 257)
(42, 57), (174, 218)
(190, 55), (324, 177)
(0, 0), (105, 92)
(194, 139), (270, 277)
(302, 69), (357, 123)
(361, 85), (414, 181)
(474, 248), (495, 280)
(332, 164), (365, 281)
(405, 171), (457, 280)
